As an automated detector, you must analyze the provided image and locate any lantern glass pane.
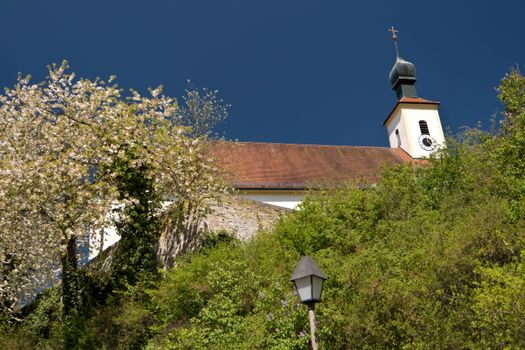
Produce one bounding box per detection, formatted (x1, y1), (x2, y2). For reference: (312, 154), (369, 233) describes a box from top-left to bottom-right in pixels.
(294, 276), (312, 302)
(312, 276), (324, 301)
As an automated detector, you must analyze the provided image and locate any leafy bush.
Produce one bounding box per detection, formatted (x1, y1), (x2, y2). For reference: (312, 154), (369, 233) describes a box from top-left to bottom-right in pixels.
(4, 70), (525, 349)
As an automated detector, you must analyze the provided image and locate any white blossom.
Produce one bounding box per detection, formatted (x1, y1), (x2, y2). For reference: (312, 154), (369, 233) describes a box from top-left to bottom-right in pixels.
(0, 61), (228, 316)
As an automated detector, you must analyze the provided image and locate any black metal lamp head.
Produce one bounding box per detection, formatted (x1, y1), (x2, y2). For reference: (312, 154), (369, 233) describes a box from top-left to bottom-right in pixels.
(290, 256), (327, 305)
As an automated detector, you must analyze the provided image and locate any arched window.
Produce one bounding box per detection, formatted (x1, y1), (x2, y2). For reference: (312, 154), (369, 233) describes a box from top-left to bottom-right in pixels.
(395, 129), (401, 147)
(419, 120), (430, 135)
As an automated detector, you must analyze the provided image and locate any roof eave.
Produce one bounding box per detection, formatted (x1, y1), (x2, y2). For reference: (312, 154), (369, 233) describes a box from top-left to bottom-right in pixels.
(232, 183), (307, 191)
(383, 98), (440, 126)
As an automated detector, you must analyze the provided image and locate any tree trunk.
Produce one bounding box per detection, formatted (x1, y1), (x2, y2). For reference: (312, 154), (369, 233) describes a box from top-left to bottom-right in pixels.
(61, 235), (79, 318)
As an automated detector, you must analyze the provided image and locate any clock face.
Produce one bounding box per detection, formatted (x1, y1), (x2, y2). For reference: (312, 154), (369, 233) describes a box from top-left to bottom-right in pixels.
(418, 134), (437, 151)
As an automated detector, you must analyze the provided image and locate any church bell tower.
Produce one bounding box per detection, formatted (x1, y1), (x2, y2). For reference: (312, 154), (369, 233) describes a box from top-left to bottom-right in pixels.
(383, 27), (445, 159)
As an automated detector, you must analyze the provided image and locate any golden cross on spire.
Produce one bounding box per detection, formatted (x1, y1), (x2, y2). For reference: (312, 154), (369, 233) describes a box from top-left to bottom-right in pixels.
(388, 26), (398, 41)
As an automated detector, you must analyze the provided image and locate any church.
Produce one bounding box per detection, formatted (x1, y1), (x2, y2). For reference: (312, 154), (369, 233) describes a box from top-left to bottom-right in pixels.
(89, 30), (447, 258)
(213, 29), (446, 210)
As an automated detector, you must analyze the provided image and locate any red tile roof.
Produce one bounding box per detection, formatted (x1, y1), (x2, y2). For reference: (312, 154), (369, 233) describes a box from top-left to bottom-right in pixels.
(383, 97), (440, 125)
(212, 141), (414, 190)
(398, 97), (439, 104)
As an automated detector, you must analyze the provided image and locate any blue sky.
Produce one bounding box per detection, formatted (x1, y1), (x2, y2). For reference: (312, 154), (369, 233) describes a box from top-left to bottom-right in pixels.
(1, 1), (523, 146)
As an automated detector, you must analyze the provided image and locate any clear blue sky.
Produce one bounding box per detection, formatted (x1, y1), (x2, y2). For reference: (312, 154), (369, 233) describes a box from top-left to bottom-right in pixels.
(1, 1), (522, 146)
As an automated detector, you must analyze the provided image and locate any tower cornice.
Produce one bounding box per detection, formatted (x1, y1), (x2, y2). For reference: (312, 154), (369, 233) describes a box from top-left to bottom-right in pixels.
(383, 97), (440, 126)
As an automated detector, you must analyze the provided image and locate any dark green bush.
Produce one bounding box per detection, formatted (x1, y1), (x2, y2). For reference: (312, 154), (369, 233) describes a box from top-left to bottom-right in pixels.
(4, 70), (525, 349)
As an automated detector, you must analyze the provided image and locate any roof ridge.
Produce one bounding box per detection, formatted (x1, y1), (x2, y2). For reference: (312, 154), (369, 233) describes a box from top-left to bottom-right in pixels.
(217, 140), (396, 149)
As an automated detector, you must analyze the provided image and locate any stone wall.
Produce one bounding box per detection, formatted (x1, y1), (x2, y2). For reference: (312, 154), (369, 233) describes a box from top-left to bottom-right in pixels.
(203, 195), (291, 240)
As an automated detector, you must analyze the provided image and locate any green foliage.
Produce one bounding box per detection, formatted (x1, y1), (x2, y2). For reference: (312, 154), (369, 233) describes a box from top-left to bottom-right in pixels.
(147, 236), (308, 350)
(469, 251), (525, 348)
(490, 69), (525, 219)
(4, 69), (525, 349)
(91, 279), (158, 350)
(276, 185), (381, 256)
(149, 244), (255, 349)
(109, 150), (161, 286)
(199, 229), (237, 251)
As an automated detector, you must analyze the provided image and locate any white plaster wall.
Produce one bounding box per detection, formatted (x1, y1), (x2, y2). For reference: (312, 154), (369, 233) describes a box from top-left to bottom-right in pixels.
(401, 105), (445, 158)
(385, 103), (445, 159)
(89, 226), (120, 261)
(238, 192), (305, 209)
(385, 109), (409, 152)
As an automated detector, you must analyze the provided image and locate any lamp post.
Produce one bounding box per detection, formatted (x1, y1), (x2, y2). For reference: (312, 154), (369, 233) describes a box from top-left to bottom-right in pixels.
(290, 256), (327, 350)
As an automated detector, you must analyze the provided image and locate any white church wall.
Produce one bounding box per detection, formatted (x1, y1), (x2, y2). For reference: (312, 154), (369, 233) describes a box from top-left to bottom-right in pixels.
(88, 203), (124, 260)
(89, 225), (120, 261)
(401, 105), (445, 158)
(386, 103), (446, 159)
(238, 190), (305, 209)
(386, 109), (409, 152)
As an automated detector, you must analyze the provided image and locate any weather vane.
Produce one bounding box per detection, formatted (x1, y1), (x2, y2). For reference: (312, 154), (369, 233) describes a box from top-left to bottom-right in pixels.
(388, 26), (400, 58)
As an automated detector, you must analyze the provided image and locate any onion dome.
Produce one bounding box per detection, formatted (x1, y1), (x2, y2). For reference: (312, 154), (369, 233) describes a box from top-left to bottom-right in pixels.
(389, 56), (416, 88)
(387, 26), (417, 99)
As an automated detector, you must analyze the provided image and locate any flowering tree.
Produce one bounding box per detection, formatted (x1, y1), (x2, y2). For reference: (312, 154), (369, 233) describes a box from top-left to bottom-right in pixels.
(0, 62), (227, 318)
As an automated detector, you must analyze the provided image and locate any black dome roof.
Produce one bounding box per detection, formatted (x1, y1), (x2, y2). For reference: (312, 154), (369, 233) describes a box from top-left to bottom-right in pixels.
(389, 56), (416, 87)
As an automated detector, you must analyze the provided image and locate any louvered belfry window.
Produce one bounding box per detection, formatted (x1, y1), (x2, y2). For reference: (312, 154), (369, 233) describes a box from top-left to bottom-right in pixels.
(419, 121), (430, 135)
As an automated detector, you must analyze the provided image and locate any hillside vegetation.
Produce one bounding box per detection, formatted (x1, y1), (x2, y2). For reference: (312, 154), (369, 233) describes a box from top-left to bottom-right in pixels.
(2, 71), (525, 349)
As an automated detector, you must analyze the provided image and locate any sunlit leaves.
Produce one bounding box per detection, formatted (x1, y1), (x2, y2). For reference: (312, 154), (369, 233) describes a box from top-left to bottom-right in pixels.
(0, 61), (227, 316)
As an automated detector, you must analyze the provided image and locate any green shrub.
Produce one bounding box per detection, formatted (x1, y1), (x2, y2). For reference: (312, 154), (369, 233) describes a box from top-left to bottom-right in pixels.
(6, 69), (525, 350)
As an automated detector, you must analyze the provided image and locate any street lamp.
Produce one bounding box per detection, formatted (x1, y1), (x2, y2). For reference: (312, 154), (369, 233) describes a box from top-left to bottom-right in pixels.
(290, 256), (327, 350)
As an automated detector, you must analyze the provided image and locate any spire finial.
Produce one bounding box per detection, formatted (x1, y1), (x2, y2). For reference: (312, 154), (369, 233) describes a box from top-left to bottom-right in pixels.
(388, 26), (398, 41)
(388, 26), (417, 99)
(388, 26), (400, 58)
